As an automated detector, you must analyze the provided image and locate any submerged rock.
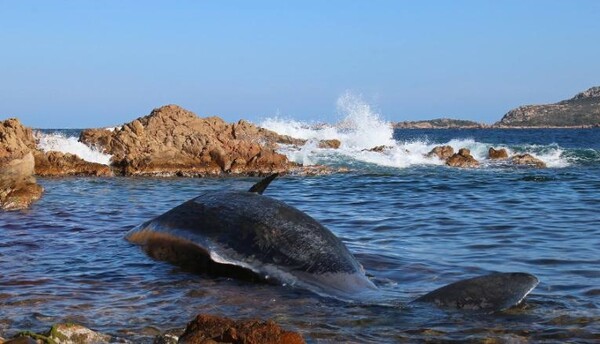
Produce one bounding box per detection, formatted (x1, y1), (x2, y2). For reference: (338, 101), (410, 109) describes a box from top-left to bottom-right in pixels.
(79, 105), (293, 176)
(446, 148), (479, 168)
(34, 151), (113, 177)
(0, 118), (44, 210)
(512, 154), (547, 168)
(489, 147), (509, 159)
(178, 314), (305, 344)
(2, 337), (42, 344)
(364, 145), (394, 152)
(47, 323), (113, 344)
(427, 145), (454, 160)
(4, 323), (123, 344)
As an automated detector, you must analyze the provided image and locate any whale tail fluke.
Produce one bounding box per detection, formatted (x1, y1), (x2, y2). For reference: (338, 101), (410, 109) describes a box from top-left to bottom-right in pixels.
(248, 173), (279, 194)
(413, 272), (539, 312)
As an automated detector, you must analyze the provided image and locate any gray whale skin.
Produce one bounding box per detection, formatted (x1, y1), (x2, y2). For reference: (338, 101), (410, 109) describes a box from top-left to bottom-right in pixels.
(126, 174), (538, 312)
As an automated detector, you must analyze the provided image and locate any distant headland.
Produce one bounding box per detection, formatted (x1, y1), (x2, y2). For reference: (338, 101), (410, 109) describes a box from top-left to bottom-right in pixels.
(393, 86), (600, 129)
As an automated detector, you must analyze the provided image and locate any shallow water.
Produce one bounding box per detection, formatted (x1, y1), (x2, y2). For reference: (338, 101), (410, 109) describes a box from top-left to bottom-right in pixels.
(1, 129), (600, 343)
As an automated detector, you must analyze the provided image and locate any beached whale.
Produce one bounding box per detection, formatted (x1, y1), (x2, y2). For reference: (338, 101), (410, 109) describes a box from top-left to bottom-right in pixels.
(126, 174), (538, 312)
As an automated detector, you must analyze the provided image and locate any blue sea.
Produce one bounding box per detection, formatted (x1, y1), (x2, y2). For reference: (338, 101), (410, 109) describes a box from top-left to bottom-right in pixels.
(1, 127), (599, 343)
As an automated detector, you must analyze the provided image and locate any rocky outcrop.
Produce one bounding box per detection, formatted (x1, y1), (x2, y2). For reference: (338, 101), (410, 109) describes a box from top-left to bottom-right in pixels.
(0, 118), (44, 210)
(362, 145), (393, 153)
(488, 147), (509, 159)
(446, 148), (479, 168)
(34, 151), (113, 177)
(79, 105), (294, 176)
(178, 314), (304, 344)
(393, 118), (487, 129)
(512, 154), (546, 168)
(495, 86), (600, 127)
(317, 139), (341, 149)
(427, 145), (455, 160)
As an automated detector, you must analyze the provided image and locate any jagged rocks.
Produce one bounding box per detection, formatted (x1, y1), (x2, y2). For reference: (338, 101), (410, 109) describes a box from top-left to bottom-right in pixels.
(446, 148), (480, 168)
(79, 105), (293, 176)
(427, 145), (455, 160)
(178, 314), (305, 344)
(512, 154), (547, 168)
(488, 147), (509, 159)
(317, 139), (341, 149)
(34, 151), (113, 177)
(0, 118), (44, 210)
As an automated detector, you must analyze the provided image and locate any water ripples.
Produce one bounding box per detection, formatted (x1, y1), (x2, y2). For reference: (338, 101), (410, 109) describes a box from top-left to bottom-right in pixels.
(1, 165), (599, 342)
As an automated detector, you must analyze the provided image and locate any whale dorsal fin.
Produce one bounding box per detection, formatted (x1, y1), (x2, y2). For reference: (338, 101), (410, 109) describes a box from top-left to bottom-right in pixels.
(248, 173), (279, 194)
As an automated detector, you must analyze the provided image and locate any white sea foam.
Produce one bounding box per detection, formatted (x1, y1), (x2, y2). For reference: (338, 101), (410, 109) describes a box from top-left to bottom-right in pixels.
(260, 93), (571, 169)
(35, 132), (113, 165)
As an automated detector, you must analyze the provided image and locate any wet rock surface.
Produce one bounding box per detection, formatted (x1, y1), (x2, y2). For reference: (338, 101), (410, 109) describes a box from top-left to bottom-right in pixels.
(512, 153), (547, 168)
(488, 147), (509, 159)
(446, 148), (480, 168)
(0, 119), (44, 210)
(34, 151), (113, 177)
(2, 323), (126, 344)
(317, 139), (341, 149)
(178, 314), (305, 344)
(79, 105), (294, 176)
(427, 145), (455, 160)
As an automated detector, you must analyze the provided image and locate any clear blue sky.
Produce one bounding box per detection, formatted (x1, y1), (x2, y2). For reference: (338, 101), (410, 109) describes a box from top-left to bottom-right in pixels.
(1, 1), (599, 128)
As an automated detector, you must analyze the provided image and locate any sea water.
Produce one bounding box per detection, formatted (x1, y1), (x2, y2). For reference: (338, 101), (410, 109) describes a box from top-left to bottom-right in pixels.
(1, 103), (599, 342)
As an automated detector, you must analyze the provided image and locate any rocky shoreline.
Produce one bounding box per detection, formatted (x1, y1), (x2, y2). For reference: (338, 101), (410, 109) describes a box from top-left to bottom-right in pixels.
(1, 103), (553, 211)
(0, 314), (305, 344)
(0, 105), (349, 210)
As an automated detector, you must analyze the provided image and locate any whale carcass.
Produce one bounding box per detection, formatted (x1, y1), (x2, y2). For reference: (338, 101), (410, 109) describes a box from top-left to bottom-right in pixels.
(126, 174), (538, 311)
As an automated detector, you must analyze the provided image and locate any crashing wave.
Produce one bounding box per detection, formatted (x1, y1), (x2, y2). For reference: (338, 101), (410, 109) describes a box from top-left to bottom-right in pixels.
(35, 131), (112, 166)
(260, 93), (571, 169)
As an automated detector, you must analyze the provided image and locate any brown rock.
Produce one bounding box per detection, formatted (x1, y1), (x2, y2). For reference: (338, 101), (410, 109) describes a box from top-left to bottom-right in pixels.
(317, 139), (341, 149)
(427, 145), (454, 160)
(488, 147), (509, 159)
(1, 119), (44, 210)
(2, 337), (42, 344)
(446, 148), (479, 168)
(363, 145), (394, 153)
(511, 154), (547, 168)
(179, 314), (304, 344)
(34, 151), (113, 177)
(79, 105), (293, 176)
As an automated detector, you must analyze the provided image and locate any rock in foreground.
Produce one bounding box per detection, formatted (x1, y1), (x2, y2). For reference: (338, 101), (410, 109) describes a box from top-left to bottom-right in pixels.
(0, 118), (43, 210)
(178, 314), (305, 344)
(80, 105), (293, 176)
(3, 323), (117, 344)
(446, 148), (479, 168)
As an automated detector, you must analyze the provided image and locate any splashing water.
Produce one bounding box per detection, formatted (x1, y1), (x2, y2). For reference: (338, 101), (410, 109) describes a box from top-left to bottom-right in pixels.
(260, 93), (572, 169)
(35, 131), (113, 165)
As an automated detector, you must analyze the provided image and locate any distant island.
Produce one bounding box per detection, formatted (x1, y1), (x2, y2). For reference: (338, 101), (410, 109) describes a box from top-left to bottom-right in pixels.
(393, 86), (600, 129)
(494, 86), (600, 128)
(392, 118), (488, 129)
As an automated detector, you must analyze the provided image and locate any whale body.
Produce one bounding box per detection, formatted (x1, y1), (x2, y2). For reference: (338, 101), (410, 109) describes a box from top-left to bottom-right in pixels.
(126, 174), (538, 311)
(126, 174), (377, 299)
